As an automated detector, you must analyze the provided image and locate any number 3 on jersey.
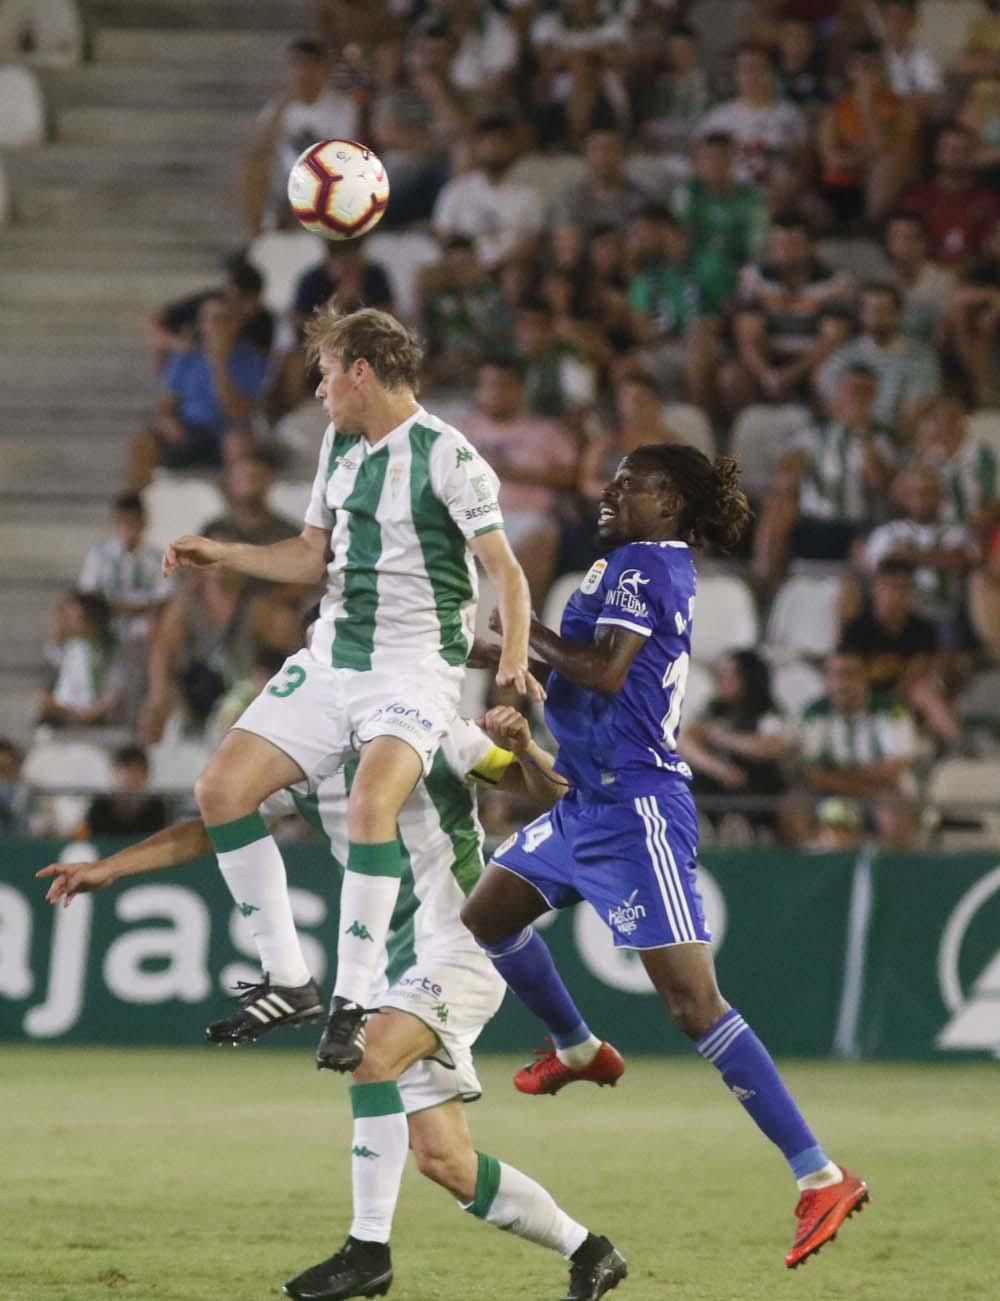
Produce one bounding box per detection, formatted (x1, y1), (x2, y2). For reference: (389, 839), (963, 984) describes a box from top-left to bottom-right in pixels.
(660, 652), (689, 750)
(267, 664), (307, 698)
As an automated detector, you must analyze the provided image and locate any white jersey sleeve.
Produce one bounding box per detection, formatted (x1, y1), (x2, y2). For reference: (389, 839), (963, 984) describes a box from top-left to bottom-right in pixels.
(429, 432), (505, 541)
(304, 424), (336, 531)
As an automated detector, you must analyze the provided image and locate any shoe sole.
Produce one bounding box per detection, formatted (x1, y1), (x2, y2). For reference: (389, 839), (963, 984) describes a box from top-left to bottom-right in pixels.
(516, 1075), (623, 1096)
(786, 1187), (870, 1269)
(205, 1006), (324, 1046)
(282, 1268), (392, 1299)
(586, 1250), (628, 1300)
(315, 1051), (365, 1073)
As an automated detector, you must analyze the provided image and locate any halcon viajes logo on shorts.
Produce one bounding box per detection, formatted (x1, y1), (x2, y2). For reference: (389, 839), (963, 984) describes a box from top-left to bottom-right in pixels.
(608, 890), (647, 935)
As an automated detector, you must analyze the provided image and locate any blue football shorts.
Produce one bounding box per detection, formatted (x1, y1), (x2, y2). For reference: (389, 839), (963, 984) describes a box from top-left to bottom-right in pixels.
(492, 786), (710, 949)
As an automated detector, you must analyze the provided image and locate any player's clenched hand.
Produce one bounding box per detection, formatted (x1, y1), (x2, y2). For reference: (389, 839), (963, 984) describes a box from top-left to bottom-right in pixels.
(482, 706), (532, 754)
(162, 534), (226, 577)
(36, 861), (117, 906)
(496, 657), (547, 703)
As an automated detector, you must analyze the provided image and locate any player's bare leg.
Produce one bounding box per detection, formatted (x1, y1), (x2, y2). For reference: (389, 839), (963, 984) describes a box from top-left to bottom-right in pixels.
(196, 730), (321, 1042)
(461, 864), (625, 1094)
(316, 736), (423, 1072)
(639, 942), (869, 1267)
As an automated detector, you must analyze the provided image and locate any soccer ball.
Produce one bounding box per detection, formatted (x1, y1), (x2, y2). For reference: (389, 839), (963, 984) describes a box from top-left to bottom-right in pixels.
(287, 139), (390, 240)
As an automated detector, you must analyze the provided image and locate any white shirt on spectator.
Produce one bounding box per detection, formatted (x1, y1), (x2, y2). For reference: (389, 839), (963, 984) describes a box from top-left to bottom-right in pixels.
(450, 9), (519, 92)
(79, 537), (173, 642)
(695, 99), (806, 185)
(865, 519), (975, 621)
(52, 638), (123, 714)
(433, 169), (545, 270)
(530, 10), (629, 53)
(260, 89), (360, 187)
(886, 45), (943, 97)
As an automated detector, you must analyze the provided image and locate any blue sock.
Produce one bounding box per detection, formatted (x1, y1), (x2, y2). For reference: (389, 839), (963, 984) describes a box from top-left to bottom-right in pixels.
(479, 928), (592, 1048)
(697, 1009), (830, 1180)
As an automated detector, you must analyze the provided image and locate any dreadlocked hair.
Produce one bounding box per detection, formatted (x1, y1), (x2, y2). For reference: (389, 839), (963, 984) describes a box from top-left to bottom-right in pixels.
(633, 443), (753, 552)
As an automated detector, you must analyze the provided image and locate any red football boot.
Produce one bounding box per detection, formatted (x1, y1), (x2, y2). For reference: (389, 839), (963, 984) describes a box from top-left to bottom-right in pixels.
(785, 1167), (870, 1269)
(513, 1039), (625, 1095)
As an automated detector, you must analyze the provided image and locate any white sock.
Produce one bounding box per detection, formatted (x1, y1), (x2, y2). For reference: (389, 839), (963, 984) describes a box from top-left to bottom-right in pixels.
(797, 1161), (843, 1192)
(463, 1153), (589, 1257)
(210, 814), (310, 987)
(334, 856), (403, 1006)
(349, 1082), (409, 1244)
(555, 1035), (602, 1069)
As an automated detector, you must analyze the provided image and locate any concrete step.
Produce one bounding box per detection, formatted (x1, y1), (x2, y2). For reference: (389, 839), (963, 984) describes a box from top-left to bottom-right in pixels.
(0, 667), (43, 746)
(0, 505), (110, 578)
(94, 27), (288, 72)
(0, 265), (215, 307)
(57, 105), (256, 147)
(6, 140), (234, 182)
(0, 221), (239, 259)
(85, 0), (310, 30)
(0, 234), (222, 273)
(11, 181), (240, 231)
(39, 63), (271, 111)
(0, 583), (61, 671)
(0, 345), (151, 391)
(3, 438), (130, 502)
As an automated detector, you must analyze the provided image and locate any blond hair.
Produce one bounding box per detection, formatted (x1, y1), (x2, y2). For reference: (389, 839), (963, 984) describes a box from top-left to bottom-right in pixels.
(305, 306), (423, 392)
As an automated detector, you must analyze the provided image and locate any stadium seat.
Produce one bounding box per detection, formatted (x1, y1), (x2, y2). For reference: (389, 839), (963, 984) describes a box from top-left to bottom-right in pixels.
(0, 0), (83, 68)
(509, 151), (586, 208)
(147, 738), (211, 793)
(771, 658), (825, 718)
(542, 571), (586, 633)
(729, 404), (810, 497)
(765, 574), (842, 662)
(268, 480), (311, 523)
(144, 472), (225, 552)
(816, 238), (890, 282)
(247, 230), (325, 316)
(925, 758), (1000, 849)
(689, 573), (758, 664)
(23, 738), (112, 791)
(915, 0), (981, 67)
(364, 230), (441, 323)
(663, 403), (715, 459)
(0, 64), (45, 147)
(967, 410), (1000, 460)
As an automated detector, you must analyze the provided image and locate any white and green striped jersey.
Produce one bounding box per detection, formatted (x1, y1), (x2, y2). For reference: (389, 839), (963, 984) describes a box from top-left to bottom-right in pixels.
(304, 406), (504, 673)
(261, 717), (515, 987)
(792, 420), (896, 522)
(937, 438), (998, 526)
(797, 694), (916, 770)
(865, 518), (975, 620)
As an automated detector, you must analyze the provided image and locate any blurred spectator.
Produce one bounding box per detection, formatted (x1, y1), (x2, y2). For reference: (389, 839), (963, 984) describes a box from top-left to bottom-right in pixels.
(957, 75), (1000, 174)
(883, 212), (956, 345)
(818, 281), (941, 438)
(955, 1), (1000, 80)
(775, 14), (831, 115)
(874, 0), (943, 109)
(202, 455), (298, 552)
(369, 27), (461, 227)
(129, 294), (267, 491)
(446, 0), (520, 103)
(513, 298), (597, 422)
(840, 558), (960, 744)
(83, 746), (169, 839)
(796, 651), (918, 849)
(240, 38), (360, 236)
(726, 215), (852, 410)
(900, 122), (1000, 267)
(817, 38), (918, 229)
(626, 204), (732, 407)
(671, 133), (768, 274)
(916, 395), (999, 533)
(550, 125), (648, 266)
(678, 650), (793, 839)
(530, 0), (631, 146)
(695, 43), (807, 187)
(636, 22), (711, 154)
(570, 222), (635, 353)
(801, 797), (865, 852)
(208, 648), (287, 745)
(865, 464), (978, 631)
(79, 493), (172, 645)
(945, 217), (1000, 406)
(970, 521), (1000, 659)
(754, 363), (895, 583)
(0, 738), (30, 836)
(579, 372), (678, 503)
(141, 529), (256, 744)
(38, 592), (124, 728)
(293, 240), (393, 323)
(421, 236), (509, 386)
(144, 254), (274, 374)
(460, 357), (579, 603)
(432, 114), (545, 270)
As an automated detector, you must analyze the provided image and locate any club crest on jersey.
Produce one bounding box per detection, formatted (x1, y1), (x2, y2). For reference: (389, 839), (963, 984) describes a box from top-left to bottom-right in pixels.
(608, 890), (647, 935)
(579, 559), (607, 595)
(471, 473), (492, 502)
(605, 568), (650, 617)
(388, 462), (405, 496)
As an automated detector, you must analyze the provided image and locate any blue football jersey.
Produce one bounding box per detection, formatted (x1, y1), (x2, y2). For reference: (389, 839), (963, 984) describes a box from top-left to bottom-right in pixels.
(544, 541), (697, 799)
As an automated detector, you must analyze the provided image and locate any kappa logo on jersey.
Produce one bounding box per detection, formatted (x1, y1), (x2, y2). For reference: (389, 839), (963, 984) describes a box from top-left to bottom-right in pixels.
(352, 1145), (380, 1160)
(579, 559), (607, 595)
(432, 1002), (449, 1025)
(345, 920), (374, 941)
(608, 889), (647, 935)
(605, 569), (650, 617)
(238, 902), (259, 918)
(936, 865), (1000, 1052)
(455, 447), (475, 466)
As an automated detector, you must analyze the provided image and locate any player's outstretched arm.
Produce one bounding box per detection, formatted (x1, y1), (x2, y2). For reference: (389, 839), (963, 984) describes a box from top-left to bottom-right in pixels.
(163, 524), (329, 585)
(36, 818), (213, 906)
(484, 706), (567, 809)
(524, 617), (646, 696)
(468, 636), (549, 682)
(470, 530), (545, 702)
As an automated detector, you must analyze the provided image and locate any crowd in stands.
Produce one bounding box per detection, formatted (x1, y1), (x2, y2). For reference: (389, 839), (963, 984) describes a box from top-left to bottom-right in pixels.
(14, 0), (1000, 849)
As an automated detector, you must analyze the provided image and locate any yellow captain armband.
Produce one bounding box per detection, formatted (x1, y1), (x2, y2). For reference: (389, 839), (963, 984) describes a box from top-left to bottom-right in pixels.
(466, 745), (516, 787)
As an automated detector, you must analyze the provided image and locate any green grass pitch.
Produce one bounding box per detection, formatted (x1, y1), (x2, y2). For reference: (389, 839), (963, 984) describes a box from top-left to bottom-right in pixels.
(3, 1049), (998, 1301)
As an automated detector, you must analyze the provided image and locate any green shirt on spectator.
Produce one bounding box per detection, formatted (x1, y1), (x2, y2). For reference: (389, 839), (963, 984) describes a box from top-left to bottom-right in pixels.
(629, 252), (734, 338)
(671, 177), (767, 271)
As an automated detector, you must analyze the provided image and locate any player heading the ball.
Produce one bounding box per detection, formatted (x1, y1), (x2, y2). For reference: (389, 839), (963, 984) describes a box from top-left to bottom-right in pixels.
(164, 306), (542, 1070)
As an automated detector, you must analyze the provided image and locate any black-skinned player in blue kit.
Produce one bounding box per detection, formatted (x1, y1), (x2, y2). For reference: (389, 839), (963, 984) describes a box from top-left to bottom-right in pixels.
(463, 445), (870, 1274)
